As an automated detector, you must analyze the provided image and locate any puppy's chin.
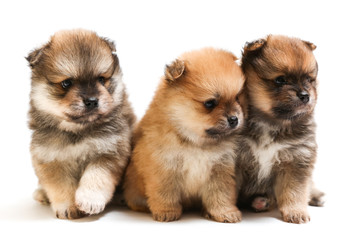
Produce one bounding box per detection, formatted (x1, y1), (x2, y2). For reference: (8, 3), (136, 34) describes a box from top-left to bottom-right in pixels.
(58, 111), (105, 132)
(272, 103), (315, 120)
(65, 112), (103, 124)
(205, 124), (241, 139)
(59, 111), (107, 132)
(61, 104), (114, 130)
(64, 102), (114, 124)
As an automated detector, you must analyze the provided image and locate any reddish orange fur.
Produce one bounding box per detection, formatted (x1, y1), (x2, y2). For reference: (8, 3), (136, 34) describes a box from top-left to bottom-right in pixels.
(123, 48), (245, 222)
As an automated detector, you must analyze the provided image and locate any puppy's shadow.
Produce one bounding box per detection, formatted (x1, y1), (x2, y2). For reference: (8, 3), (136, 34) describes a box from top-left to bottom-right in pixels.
(241, 209), (282, 223)
(2, 200), (117, 222)
(4, 199), (282, 223)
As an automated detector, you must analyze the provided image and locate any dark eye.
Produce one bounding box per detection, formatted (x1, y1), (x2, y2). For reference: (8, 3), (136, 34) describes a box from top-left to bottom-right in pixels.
(306, 77), (315, 83)
(274, 76), (287, 86)
(61, 79), (73, 89)
(98, 76), (106, 85)
(204, 99), (217, 109)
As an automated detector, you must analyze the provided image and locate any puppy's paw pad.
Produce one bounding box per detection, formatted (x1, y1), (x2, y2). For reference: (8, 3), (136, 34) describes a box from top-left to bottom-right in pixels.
(33, 188), (50, 205)
(251, 196), (270, 212)
(204, 210), (242, 223)
(152, 210), (182, 222)
(75, 189), (107, 215)
(281, 209), (310, 224)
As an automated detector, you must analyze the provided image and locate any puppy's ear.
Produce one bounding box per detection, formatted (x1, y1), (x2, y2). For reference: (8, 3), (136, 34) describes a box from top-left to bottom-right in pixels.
(26, 44), (47, 68)
(164, 59), (185, 82)
(244, 38), (267, 52)
(101, 37), (117, 53)
(302, 40), (316, 51)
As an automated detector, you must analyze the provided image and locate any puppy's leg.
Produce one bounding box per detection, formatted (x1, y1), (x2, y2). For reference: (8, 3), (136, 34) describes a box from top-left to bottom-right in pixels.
(202, 163), (242, 223)
(146, 174), (182, 222)
(123, 161), (149, 212)
(33, 161), (83, 219)
(275, 169), (311, 224)
(75, 155), (125, 215)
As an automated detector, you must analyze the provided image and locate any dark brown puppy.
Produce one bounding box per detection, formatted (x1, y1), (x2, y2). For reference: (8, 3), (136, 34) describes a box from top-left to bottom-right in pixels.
(236, 35), (324, 224)
(27, 29), (135, 219)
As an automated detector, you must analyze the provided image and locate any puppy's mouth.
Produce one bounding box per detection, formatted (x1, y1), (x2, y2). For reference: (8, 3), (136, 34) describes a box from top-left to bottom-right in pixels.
(205, 127), (238, 139)
(65, 111), (102, 124)
(272, 102), (313, 120)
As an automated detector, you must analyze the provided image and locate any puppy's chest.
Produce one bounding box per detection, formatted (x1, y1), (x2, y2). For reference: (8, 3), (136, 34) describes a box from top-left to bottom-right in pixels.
(31, 133), (120, 163)
(247, 132), (287, 181)
(163, 143), (235, 195)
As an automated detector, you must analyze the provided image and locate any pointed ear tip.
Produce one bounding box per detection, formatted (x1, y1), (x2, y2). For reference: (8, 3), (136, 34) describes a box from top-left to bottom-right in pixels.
(302, 40), (316, 51)
(244, 38), (266, 52)
(101, 37), (117, 52)
(244, 41), (251, 48)
(164, 59), (185, 82)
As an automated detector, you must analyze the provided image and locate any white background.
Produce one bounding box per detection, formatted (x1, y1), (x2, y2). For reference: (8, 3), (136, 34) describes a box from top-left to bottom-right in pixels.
(0, 0), (359, 239)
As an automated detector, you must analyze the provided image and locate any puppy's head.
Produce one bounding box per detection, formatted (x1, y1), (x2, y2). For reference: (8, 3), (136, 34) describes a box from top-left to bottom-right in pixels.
(164, 48), (245, 143)
(241, 35), (318, 121)
(27, 29), (123, 131)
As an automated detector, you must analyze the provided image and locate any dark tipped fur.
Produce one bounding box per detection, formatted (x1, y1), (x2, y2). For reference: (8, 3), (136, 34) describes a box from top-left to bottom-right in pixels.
(236, 35), (323, 224)
(28, 29), (135, 219)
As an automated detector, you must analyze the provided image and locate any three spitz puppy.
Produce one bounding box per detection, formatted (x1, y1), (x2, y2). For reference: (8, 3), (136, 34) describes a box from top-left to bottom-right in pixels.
(27, 30), (322, 223)
(27, 29), (135, 219)
(123, 48), (245, 222)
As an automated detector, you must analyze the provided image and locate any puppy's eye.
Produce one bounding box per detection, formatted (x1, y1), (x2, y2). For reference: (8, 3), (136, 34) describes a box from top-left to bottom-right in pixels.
(61, 79), (73, 89)
(274, 76), (287, 86)
(306, 77), (315, 83)
(204, 99), (217, 109)
(98, 76), (106, 85)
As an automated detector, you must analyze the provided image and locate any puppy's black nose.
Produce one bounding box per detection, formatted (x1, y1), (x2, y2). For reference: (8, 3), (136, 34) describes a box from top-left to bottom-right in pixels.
(228, 116), (238, 128)
(84, 97), (99, 109)
(297, 91), (310, 103)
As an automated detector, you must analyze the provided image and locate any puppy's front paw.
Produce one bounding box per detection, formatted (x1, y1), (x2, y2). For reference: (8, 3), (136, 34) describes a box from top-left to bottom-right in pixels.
(75, 188), (107, 215)
(152, 209), (182, 222)
(204, 209), (242, 223)
(281, 207), (310, 224)
(52, 203), (85, 219)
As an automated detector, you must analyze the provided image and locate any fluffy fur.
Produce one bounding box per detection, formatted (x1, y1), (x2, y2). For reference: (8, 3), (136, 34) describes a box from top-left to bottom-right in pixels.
(27, 29), (135, 219)
(236, 35), (324, 224)
(123, 48), (245, 222)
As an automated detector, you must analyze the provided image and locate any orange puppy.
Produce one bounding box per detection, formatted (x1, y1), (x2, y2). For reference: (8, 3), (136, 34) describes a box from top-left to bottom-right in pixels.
(123, 48), (245, 222)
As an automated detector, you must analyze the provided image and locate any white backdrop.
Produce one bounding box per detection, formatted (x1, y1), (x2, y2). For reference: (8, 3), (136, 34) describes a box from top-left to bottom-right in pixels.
(0, 0), (359, 239)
